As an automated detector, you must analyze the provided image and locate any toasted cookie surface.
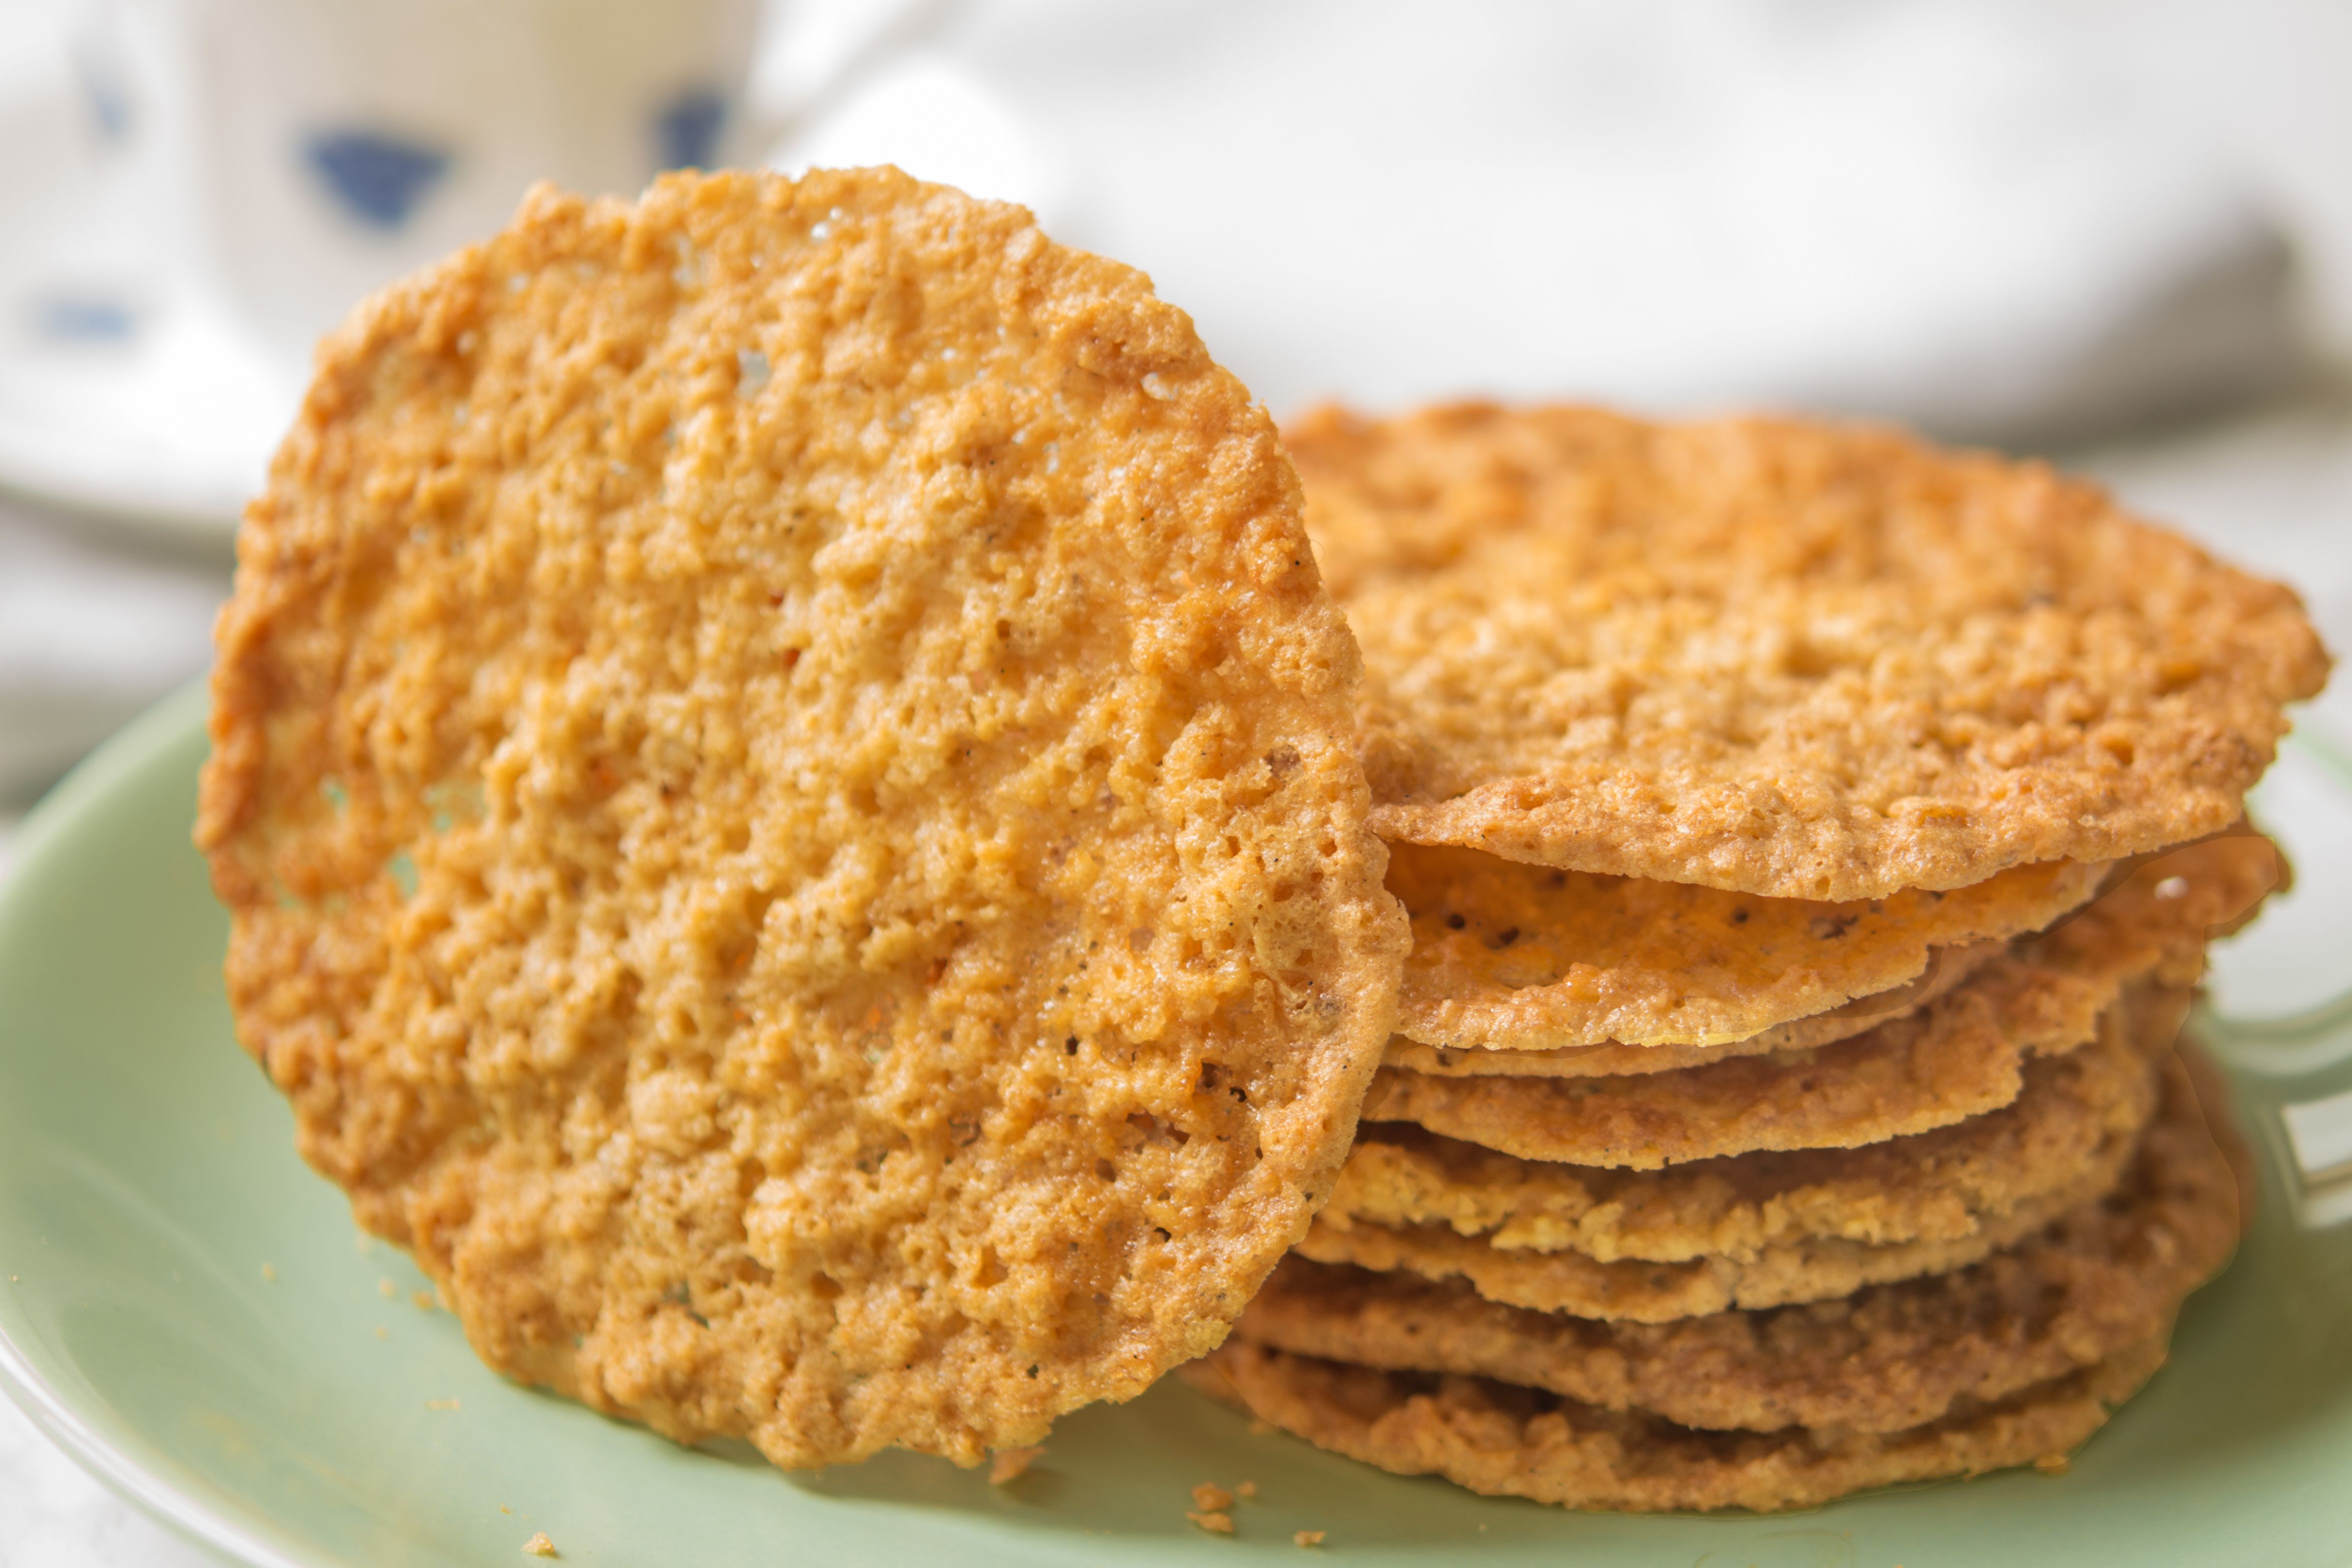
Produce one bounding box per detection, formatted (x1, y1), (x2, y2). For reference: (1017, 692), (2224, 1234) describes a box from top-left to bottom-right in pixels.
(1295, 1179), (2100, 1324)
(1390, 842), (2100, 1051)
(1383, 952), (1996, 1081)
(1329, 1000), (2163, 1265)
(1241, 1048), (2235, 1434)
(1364, 837), (2267, 1167)
(197, 169), (1407, 1468)
(1382, 940), (2001, 1078)
(1293, 403), (2330, 900)
(1362, 964), (2118, 1169)
(1184, 1331), (2168, 1514)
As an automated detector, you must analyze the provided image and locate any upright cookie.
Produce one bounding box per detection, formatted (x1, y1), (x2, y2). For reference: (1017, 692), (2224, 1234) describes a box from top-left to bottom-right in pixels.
(198, 169), (1407, 1469)
(1294, 404), (2329, 900)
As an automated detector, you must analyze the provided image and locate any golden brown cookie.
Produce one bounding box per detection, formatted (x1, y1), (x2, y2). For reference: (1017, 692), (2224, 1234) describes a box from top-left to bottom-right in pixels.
(1384, 940), (2002, 1078)
(197, 169), (1408, 1469)
(1328, 992), (2165, 1267)
(1293, 403), (2330, 901)
(1363, 837), (2267, 1167)
(1239, 1049), (2237, 1434)
(1183, 1330), (2169, 1514)
(1389, 841), (2101, 1051)
(1296, 1196), (2090, 1326)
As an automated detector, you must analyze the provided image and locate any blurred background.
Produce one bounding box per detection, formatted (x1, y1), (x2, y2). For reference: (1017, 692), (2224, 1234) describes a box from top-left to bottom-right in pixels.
(0, 2), (2348, 1558)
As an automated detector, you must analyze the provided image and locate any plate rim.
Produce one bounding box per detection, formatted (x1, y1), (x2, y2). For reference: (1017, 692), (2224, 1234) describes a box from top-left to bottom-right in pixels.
(0, 678), (316, 1568)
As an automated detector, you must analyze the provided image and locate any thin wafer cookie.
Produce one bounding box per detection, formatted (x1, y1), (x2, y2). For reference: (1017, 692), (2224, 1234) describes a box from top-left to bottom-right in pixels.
(1293, 403), (2329, 901)
(1241, 1048), (2235, 1433)
(1302, 988), (2171, 1320)
(1185, 1330), (2168, 1514)
(198, 169), (1407, 1469)
(1384, 939), (2001, 1079)
(1363, 837), (2269, 1167)
(1390, 841), (2100, 1051)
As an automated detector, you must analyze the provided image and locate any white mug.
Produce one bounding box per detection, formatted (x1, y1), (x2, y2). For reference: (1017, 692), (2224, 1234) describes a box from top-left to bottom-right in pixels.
(103, 0), (766, 362)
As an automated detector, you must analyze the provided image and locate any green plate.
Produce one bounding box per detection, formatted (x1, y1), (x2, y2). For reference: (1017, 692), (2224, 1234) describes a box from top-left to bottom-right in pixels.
(6, 684), (2352, 1568)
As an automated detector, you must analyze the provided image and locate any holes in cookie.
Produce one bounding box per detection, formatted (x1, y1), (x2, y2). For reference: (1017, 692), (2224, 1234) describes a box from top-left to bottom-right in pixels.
(423, 776), (484, 831)
(385, 848), (419, 898)
(853, 1134), (905, 1174)
(585, 756), (625, 799)
(662, 1280), (710, 1326)
(1782, 636), (1841, 680)
(809, 1272), (842, 1301)
(1124, 1112), (1189, 1148)
(1095, 1157), (1118, 1183)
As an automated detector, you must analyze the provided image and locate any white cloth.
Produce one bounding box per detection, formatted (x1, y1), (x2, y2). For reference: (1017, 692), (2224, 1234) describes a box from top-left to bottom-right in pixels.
(776, 0), (2309, 443)
(0, 496), (224, 800)
(0, 1395), (212, 1568)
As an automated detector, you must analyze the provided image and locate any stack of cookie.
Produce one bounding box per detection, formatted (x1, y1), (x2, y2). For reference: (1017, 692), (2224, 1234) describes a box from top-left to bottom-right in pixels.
(1190, 406), (2330, 1512)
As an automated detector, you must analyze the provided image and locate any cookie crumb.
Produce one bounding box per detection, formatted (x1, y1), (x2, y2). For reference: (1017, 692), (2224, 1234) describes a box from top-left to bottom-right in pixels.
(373, 1326), (388, 1341)
(2034, 1452), (2071, 1475)
(413, 1290), (435, 1311)
(499, 1506), (512, 1515)
(1188, 1511), (1234, 1535)
(1294, 1530), (1325, 1548)
(378, 1278), (398, 1299)
(1192, 1482), (1236, 1512)
(1236, 1481), (1258, 1499)
(260, 1263), (277, 1282)
(522, 1532), (556, 1557)
(428, 1398), (462, 1411)
(989, 1446), (1044, 1485)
